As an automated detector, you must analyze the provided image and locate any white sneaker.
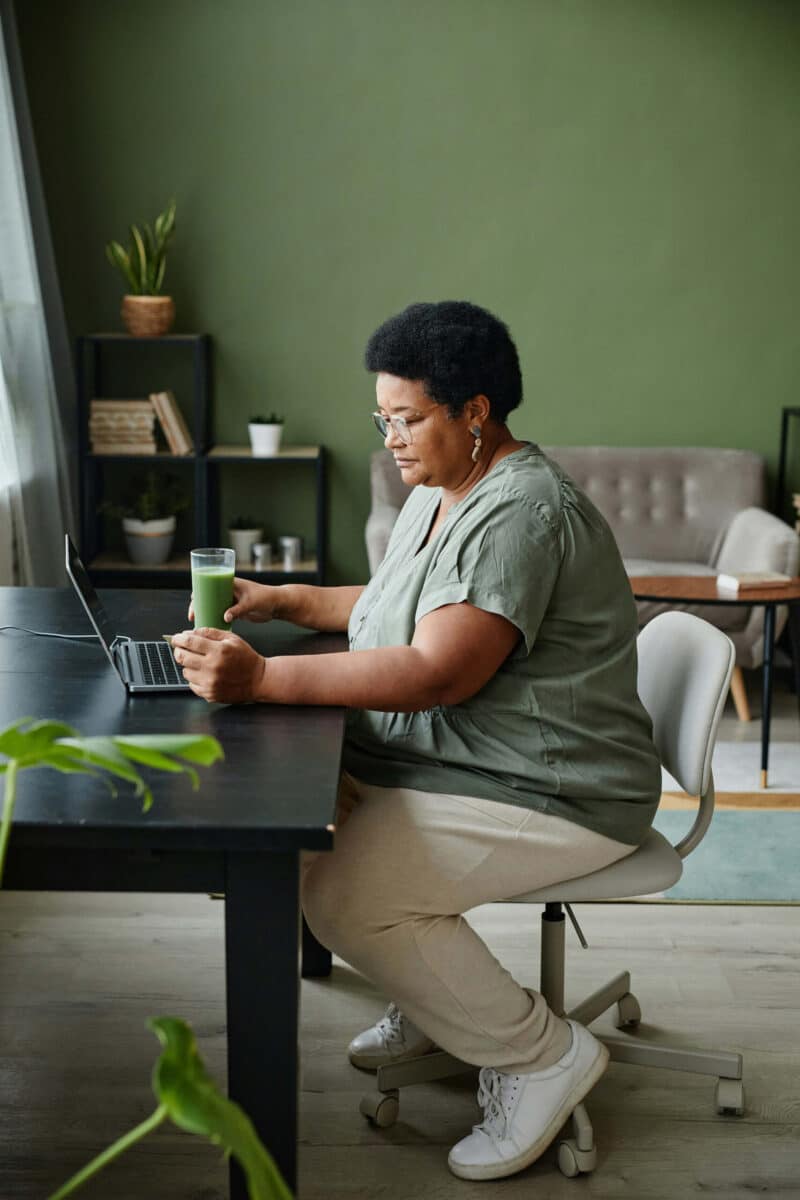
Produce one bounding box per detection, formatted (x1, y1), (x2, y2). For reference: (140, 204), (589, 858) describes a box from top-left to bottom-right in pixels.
(448, 1020), (609, 1180)
(347, 1002), (436, 1071)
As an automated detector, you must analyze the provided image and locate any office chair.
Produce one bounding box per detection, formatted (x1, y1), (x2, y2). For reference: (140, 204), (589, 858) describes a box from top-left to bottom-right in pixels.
(359, 611), (743, 1177)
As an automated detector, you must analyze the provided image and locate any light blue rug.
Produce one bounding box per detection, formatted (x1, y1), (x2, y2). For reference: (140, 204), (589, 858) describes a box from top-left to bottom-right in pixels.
(651, 810), (800, 902)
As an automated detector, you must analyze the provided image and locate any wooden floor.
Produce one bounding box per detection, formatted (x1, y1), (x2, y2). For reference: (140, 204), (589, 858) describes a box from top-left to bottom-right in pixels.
(1, 892), (799, 1199)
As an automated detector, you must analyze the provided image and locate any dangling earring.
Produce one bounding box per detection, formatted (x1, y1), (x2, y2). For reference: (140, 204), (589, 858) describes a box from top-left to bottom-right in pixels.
(470, 425), (482, 463)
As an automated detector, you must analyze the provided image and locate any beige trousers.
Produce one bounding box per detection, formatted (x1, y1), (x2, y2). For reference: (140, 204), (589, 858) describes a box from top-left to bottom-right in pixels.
(302, 773), (635, 1073)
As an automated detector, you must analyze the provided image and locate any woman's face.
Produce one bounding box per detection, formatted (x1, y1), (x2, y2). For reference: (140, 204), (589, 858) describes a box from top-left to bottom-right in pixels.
(375, 373), (475, 490)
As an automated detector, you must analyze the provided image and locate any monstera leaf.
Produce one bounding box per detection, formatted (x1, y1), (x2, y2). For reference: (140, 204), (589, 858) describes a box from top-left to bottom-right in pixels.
(0, 722), (287, 1199)
(150, 1018), (293, 1199)
(49, 1018), (292, 1200)
(0, 718), (224, 885)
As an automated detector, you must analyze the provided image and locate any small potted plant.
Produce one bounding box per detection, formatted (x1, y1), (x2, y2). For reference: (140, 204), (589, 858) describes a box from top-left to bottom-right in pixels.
(102, 470), (188, 566)
(227, 515), (265, 565)
(105, 199), (177, 337)
(248, 413), (284, 457)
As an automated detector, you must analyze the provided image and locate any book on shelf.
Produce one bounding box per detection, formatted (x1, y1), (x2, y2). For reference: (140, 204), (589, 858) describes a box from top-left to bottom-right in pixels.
(89, 398), (156, 450)
(90, 398), (154, 414)
(89, 419), (155, 436)
(88, 394), (193, 455)
(716, 570), (792, 594)
(150, 391), (194, 455)
(91, 442), (157, 455)
(90, 433), (156, 446)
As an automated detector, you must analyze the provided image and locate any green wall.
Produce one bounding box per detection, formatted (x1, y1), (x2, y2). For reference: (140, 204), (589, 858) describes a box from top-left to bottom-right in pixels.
(16, 0), (800, 582)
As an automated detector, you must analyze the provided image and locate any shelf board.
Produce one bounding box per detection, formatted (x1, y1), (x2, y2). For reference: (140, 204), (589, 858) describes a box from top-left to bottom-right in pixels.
(89, 555), (319, 577)
(207, 445), (320, 461)
(90, 553), (192, 573)
(82, 333), (209, 344)
(240, 559), (319, 576)
(88, 451), (196, 460)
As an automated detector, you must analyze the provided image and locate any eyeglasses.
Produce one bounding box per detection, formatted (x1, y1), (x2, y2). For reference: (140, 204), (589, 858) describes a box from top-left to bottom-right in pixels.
(371, 411), (423, 445)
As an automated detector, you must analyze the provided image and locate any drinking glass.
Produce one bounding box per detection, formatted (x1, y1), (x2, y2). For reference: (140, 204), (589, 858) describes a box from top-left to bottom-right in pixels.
(191, 548), (235, 630)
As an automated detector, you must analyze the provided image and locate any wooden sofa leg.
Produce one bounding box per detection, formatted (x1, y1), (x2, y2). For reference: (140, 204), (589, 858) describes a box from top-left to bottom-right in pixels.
(730, 666), (751, 722)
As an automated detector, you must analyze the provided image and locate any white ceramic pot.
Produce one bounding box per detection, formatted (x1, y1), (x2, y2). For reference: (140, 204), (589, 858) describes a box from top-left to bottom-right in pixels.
(227, 527), (264, 565)
(123, 515), (176, 565)
(248, 423), (283, 457)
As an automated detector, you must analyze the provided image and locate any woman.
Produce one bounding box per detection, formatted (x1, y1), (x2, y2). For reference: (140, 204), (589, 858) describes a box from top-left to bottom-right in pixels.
(172, 300), (661, 1182)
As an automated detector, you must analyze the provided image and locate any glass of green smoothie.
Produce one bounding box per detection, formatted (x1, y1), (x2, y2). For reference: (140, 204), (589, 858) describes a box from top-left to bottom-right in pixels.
(191, 548), (235, 630)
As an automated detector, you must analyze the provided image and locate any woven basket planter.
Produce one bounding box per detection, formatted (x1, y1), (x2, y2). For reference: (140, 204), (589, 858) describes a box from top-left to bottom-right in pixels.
(121, 295), (176, 337)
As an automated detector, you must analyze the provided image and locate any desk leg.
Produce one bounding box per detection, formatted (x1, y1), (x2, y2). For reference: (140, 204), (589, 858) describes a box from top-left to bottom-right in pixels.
(225, 850), (299, 1198)
(760, 604), (776, 789)
(302, 914), (332, 977)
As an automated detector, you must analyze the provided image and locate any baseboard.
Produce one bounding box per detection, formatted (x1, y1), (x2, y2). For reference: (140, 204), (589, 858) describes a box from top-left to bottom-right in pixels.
(661, 791), (800, 811)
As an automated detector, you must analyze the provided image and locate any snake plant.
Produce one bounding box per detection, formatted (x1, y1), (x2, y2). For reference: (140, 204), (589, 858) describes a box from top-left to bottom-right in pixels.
(105, 199), (177, 295)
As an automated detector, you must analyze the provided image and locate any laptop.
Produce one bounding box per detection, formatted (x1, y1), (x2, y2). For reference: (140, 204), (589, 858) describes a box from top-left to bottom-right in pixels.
(65, 534), (192, 693)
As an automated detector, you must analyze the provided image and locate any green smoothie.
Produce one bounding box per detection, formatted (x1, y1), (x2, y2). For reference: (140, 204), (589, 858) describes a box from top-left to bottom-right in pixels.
(192, 566), (234, 630)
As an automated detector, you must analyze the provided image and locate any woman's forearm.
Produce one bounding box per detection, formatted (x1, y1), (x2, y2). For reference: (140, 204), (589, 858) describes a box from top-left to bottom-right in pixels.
(255, 646), (443, 711)
(271, 585), (365, 632)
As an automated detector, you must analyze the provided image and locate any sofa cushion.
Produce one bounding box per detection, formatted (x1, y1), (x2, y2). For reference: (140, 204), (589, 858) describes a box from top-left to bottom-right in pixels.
(623, 559), (717, 578)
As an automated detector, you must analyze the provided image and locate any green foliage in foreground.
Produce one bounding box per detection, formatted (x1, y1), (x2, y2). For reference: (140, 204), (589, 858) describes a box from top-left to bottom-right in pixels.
(0, 718), (223, 886)
(48, 1017), (293, 1200)
(1, 721), (292, 1197)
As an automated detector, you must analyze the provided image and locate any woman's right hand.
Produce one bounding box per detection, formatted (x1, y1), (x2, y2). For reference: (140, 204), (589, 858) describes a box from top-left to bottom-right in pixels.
(188, 577), (284, 625)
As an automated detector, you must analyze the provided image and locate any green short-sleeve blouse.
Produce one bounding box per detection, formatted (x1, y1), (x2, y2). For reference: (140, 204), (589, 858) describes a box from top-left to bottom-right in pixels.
(343, 444), (661, 846)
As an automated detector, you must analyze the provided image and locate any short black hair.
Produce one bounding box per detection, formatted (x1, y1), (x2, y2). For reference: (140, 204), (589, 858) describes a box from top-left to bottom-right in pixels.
(364, 300), (522, 421)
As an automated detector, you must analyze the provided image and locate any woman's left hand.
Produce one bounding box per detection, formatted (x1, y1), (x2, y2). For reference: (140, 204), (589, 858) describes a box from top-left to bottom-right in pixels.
(171, 628), (266, 703)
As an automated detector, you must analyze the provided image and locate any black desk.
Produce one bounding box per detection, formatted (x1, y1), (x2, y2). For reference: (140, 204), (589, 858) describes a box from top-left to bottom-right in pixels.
(0, 587), (345, 1198)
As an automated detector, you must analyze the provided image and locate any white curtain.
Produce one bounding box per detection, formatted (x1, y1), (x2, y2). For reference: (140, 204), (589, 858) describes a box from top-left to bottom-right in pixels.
(0, 7), (73, 585)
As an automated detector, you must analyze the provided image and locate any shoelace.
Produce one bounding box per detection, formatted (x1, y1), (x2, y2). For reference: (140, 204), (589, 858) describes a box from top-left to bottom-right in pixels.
(475, 1067), (520, 1140)
(376, 1002), (406, 1049)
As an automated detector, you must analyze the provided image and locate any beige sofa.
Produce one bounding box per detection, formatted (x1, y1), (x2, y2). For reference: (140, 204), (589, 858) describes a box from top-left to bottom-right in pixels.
(366, 446), (799, 710)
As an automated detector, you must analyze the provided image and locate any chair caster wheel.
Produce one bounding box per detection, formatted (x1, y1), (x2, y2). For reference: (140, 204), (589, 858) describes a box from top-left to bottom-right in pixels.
(615, 991), (642, 1029)
(715, 1078), (745, 1116)
(557, 1138), (597, 1178)
(359, 1089), (399, 1128)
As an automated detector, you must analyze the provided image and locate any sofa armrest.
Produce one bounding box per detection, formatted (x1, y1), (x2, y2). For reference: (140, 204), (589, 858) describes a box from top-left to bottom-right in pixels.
(365, 505), (402, 575)
(714, 506), (800, 576)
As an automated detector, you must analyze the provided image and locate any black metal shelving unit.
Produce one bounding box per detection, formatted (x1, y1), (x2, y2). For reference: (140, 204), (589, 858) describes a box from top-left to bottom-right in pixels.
(76, 333), (326, 588)
(775, 405), (800, 524)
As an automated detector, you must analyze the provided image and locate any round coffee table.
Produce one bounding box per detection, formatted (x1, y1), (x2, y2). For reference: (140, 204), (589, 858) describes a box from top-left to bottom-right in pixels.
(629, 575), (800, 789)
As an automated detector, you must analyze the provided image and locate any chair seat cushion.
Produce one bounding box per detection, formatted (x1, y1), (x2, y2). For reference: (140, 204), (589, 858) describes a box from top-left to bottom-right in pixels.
(508, 828), (682, 902)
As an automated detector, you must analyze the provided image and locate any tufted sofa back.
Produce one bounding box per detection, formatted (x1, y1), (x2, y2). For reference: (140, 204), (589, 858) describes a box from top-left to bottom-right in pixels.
(545, 446), (765, 564)
(370, 445), (766, 566)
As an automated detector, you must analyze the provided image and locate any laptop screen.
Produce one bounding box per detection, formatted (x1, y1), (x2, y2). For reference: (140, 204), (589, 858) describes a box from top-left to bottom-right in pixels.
(64, 535), (120, 672)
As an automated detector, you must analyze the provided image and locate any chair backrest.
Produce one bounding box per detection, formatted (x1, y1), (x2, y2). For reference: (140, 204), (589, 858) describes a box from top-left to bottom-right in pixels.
(637, 611), (735, 797)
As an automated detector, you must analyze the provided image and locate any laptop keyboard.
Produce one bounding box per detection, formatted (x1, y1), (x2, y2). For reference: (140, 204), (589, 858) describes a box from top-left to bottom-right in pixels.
(137, 641), (184, 686)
